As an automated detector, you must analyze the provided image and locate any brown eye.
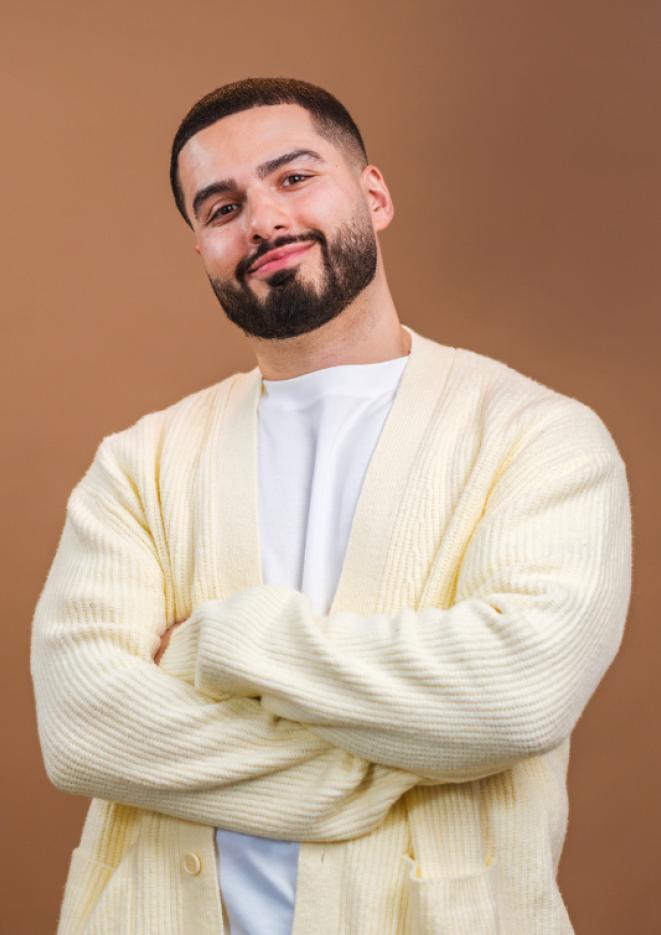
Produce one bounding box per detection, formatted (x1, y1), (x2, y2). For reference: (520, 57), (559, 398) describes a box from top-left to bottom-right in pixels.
(209, 204), (238, 223)
(283, 174), (310, 186)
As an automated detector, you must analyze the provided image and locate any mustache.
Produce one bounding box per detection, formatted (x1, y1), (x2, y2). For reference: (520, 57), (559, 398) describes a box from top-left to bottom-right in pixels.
(240, 232), (324, 278)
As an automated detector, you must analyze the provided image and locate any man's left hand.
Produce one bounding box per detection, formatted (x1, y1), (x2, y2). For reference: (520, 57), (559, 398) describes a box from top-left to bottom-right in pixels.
(154, 621), (184, 665)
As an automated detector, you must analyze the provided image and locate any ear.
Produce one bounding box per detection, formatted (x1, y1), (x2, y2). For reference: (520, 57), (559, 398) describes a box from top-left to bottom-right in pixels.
(361, 165), (394, 233)
(193, 240), (201, 255)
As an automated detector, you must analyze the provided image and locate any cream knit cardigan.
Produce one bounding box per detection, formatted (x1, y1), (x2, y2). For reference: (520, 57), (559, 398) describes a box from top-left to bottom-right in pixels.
(31, 324), (632, 935)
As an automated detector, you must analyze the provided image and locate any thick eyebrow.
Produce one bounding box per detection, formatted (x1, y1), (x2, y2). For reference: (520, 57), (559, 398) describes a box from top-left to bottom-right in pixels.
(192, 149), (325, 222)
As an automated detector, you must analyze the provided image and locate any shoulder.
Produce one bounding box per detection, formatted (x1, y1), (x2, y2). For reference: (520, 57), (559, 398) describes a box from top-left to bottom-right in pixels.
(441, 339), (625, 468)
(83, 368), (249, 485)
(417, 335), (622, 472)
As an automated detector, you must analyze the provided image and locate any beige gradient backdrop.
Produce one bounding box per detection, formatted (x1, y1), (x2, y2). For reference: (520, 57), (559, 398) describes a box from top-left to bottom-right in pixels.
(2, 1), (658, 931)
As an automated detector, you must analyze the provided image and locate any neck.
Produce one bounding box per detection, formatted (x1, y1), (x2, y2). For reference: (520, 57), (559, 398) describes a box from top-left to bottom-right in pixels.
(249, 279), (410, 381)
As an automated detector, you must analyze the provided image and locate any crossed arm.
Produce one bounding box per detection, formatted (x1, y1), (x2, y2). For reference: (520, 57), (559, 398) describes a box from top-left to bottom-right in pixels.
(162, 407), (632, 783)
(30, 438), (423, 843)
(31, 405), (631, 841)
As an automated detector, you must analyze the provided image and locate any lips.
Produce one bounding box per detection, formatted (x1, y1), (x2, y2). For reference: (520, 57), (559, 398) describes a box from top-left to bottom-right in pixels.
(248, 241), (315, 275)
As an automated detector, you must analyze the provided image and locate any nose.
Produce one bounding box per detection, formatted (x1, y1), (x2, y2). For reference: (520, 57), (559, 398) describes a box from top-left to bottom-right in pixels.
(245, 188), (291, 244)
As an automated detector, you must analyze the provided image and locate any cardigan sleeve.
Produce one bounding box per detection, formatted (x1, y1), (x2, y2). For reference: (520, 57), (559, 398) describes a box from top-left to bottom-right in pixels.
(30, 436), (422, 841)
(191, 403), (633, 783)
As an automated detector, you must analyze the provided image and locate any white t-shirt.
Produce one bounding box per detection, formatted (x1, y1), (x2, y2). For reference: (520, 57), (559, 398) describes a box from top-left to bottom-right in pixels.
(215, 351), (410, 935)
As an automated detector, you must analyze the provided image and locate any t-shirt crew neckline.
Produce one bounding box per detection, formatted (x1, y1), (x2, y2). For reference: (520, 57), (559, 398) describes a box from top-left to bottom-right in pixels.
(260, 353), (410, 408)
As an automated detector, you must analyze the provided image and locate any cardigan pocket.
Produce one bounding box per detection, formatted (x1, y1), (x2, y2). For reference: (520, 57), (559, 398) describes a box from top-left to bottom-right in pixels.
(401, 854), (501, 935)
(57, 847), (117, 934)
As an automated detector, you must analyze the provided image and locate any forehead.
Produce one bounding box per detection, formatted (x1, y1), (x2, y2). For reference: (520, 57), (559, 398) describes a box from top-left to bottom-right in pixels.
(178, 103), (337, 192)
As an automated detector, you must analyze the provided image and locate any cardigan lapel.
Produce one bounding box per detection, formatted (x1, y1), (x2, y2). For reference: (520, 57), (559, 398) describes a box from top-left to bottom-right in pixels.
(204, 323), (456, 615)
(328, 326), (455, 615)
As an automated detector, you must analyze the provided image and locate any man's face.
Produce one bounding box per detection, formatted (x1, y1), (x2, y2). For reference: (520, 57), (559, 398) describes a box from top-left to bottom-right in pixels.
(177, 104), (386, 341)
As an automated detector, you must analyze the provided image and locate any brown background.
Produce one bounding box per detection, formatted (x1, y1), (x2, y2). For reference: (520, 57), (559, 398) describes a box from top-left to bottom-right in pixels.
(2, 0), (658, 931)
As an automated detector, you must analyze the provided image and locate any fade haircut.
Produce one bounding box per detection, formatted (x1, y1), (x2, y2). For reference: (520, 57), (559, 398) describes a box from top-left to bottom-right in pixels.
(169, 76), (369, 228)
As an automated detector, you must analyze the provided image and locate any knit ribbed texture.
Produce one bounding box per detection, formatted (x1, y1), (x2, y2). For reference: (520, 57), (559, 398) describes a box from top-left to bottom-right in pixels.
(30, 325), (632, 934)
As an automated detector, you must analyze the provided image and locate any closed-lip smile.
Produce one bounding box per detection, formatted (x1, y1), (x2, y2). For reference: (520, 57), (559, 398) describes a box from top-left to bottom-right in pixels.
(248, 241), (315, 275)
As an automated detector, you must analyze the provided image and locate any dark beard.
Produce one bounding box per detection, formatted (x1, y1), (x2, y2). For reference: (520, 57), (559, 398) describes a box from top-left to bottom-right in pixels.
(207, 210), (378, 341)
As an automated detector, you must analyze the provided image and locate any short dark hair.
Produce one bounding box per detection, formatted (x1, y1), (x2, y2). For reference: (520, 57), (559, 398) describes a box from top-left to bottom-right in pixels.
(169, 76), (369, 227)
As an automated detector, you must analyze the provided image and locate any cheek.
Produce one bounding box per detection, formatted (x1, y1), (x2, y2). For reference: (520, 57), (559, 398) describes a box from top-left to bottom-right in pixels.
(298, 183), (352, 232)
(198, 232), (244, 278)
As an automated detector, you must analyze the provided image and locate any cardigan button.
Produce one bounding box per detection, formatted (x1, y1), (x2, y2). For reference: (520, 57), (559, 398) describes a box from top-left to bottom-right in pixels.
(182, 852), (202, 876)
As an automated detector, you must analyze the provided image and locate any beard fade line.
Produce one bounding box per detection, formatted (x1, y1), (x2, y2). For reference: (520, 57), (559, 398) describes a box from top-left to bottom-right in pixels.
(207, 209), (378, 341)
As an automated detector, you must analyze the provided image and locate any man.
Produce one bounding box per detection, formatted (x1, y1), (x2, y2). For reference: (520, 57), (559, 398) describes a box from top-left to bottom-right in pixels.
(31, 77), (632, 935)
